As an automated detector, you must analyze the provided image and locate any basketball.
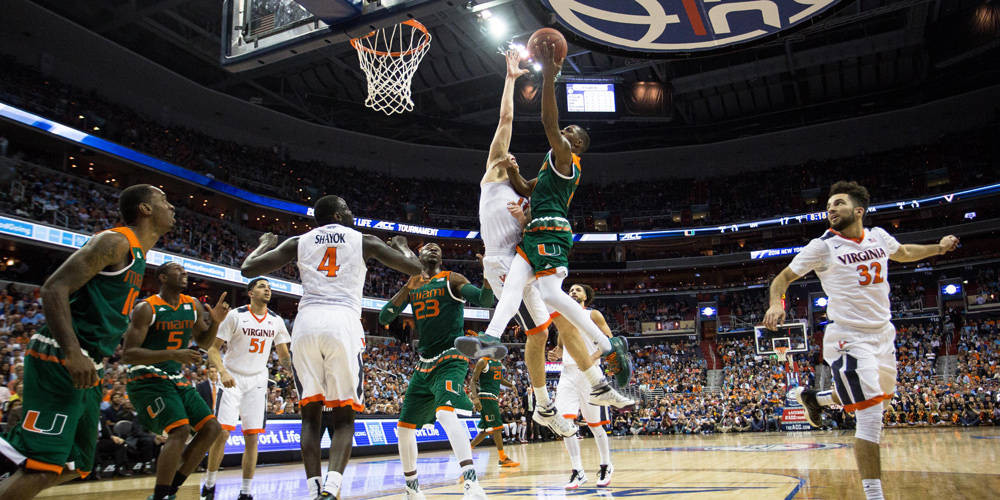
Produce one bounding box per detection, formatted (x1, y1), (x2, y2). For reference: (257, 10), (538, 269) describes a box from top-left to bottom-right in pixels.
(527, 27), (568, 64)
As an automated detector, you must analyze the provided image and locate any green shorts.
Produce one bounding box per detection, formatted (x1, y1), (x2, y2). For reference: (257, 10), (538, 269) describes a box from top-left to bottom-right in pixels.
(518, 217), (574, 277)
(398, 350), (473, 429)
(476, 394), (503, 431)
(127, 375), (214, 435)
(0, 351), (101, 476)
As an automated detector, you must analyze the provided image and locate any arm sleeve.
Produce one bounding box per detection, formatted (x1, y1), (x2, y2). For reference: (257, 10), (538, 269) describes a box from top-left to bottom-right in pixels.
(461, 283), (495, 308)
(379, 296), (408, 325)
(788, 239), (829, 276)
(275, 317), (291, 345)
(216, 310), (237, 342)
(872, 227), (902, 254)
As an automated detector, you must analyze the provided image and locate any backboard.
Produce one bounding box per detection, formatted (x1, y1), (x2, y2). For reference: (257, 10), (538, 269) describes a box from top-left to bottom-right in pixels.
(754, 322), (808, 355)
(221, 0), (440, 71)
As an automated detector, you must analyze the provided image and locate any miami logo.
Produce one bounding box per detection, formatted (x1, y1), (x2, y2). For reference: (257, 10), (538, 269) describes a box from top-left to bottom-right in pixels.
(22, 410), (68, 435)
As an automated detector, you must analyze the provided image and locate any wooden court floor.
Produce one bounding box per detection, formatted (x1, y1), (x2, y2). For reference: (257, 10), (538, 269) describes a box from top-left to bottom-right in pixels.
(41, 426), (1000, 499)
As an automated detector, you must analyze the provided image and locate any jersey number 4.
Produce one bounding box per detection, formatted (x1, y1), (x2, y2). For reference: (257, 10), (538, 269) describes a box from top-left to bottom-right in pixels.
(317, 247), (341, 277)
(857, 262), (884, 286)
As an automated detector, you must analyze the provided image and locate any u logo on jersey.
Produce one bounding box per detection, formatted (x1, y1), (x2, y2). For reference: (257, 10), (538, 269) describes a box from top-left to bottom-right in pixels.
(22, 410), (68, 435)
(537, 244), (562, 257)
(146, 397), (166, 419)
(445, 380), (459, 394)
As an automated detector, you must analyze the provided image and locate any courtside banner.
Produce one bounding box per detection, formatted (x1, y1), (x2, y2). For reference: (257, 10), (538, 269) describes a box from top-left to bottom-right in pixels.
(780, 399), (811, 431)
(0, 215), (490, 320)
(222, 418), (479, 455)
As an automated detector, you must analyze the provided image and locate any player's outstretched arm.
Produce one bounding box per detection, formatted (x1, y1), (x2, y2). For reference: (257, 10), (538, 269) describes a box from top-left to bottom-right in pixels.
(41, 230), (131, 388)
(122, 301), (201, 366)
(890, 235), (959, 262)
(485, 49), (529, 179)
(193, 292), (229, 348)
(241, 233), (298, 278)
(450, 272), (495, 307)
(537, 42), (573, 175)
(763, 266), (803, 330)
(363, 234), (424, 276)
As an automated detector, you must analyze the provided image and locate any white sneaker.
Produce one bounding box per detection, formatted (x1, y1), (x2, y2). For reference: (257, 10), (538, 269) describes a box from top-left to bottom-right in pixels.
(596, 464), (613, 487)
(588, 382), (634, 408)
(564, 469), (588, 490)
(402, 485), (426, 500)
(533, 403), (577, 437)
(462, 481), (488, 500)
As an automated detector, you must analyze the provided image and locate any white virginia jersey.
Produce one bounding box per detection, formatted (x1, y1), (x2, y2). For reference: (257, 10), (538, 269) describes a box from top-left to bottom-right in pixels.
(217, 306), (290, 376)
(479, 181), (528, 257)
(563, 308), (603, 369)
(789, 227), (901, 330)
(297, 223), (366, 314)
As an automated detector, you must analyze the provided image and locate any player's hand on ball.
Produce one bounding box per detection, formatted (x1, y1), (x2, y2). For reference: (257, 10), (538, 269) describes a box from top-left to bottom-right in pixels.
(172, 349), (202, 365)
(258, 232), (278, 249)
(506, 49), (528, 79)
(540, 43), (562, 78)
(221, 370), (236, 388)
(763, 305), (786, 331)
(938, 235), (959, 254)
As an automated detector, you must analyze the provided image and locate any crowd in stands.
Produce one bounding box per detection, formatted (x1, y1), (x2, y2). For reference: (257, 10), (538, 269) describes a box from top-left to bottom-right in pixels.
(1, 57), (996, 234)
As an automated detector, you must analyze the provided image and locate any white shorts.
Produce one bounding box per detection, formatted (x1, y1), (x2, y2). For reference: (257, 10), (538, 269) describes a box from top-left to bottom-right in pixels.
(291, 306), (365, 412)
(822, 321), (897, 413)
(483, 253), (552, 336)
(555, 366), (609, 426)
(218, 370), (268, 433)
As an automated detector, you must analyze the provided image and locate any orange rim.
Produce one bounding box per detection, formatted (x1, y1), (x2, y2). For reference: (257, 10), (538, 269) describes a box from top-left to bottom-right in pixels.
(350, 19), (431, 58)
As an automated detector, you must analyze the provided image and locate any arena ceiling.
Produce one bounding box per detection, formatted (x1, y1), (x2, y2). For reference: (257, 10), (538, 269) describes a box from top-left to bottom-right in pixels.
(27, 0), (1000, 152)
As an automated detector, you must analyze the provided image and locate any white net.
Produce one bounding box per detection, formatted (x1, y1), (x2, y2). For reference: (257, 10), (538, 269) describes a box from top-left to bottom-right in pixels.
(775, 347), (789, 363)
(351, 19), (431, 115)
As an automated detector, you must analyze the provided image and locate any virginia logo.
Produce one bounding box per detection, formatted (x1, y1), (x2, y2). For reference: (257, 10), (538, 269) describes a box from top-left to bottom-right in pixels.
(22, 410), (68, 435)
(540, 0), (843, 53)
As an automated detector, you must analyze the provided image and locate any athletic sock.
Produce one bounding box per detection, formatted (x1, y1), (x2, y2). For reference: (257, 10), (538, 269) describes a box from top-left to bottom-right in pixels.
(816, 390), (835, 406)
(204, 471), (218, 488)
(590, 425), (611, 465)
(862, 479), (884, 500)
(563, 431), (583, 471)
(583, 366), (605, 387)
(461, 464), (477, 483)
(307, 476), (322, 497)
(498, 449), (508, 460)
(241, 478), (252, 494)
(153, 485), (172, 500)
(405, 473), (420, 492)
(324, 471), (342, 495)
(169, 472), (188, 494)
(533, 386), (552, 407)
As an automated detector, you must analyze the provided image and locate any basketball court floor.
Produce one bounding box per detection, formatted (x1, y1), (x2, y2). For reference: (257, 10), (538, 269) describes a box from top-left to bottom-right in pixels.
(42, 426), (1000, 499)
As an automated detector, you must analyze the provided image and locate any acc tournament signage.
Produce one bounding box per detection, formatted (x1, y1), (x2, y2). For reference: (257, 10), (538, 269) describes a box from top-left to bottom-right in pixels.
(539, 0), (843, 53)
(222, 418), (479, 455)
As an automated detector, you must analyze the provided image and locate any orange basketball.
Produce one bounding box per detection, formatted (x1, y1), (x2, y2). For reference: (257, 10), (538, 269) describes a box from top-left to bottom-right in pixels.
(527, 27), (568, 64)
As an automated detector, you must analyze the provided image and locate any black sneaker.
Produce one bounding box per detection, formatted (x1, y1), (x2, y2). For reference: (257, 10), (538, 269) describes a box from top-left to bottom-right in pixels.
(199, 484), (215, 500)
(237, 494), (253, 500)
(789, 387), (823, 427)
(605, 336), (633, 387)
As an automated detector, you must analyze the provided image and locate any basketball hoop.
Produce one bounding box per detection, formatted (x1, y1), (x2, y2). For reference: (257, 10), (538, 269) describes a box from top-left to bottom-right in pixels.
(775, 347), (790, 364)
(350, 19), (431, 115)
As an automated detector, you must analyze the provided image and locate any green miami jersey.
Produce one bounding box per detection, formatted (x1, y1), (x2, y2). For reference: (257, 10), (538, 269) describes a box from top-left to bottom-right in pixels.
(131, 294), (198, 376)
(409, 271), (466, 359)
(530, 150), (582, 219)
(477, 359), (503, 395)
(33, 226), (146, 361)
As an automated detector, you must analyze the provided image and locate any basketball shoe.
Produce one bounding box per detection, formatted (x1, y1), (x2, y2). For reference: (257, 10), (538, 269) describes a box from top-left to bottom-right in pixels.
(533, 402), (577, 437)
(455, 332), (508, 359)
(789, 387), (824, 427)
(564, 470), (587, 490)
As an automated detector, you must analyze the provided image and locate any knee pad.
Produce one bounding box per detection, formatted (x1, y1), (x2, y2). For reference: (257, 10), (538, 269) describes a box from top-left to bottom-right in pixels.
(854, 402), (883, 444)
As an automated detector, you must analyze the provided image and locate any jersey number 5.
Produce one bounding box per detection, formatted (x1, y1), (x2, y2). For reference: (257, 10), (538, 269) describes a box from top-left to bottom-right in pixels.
(317, 247), (340, 277)
(857, 262), (884, 286)
(167, 331), (184, 350)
